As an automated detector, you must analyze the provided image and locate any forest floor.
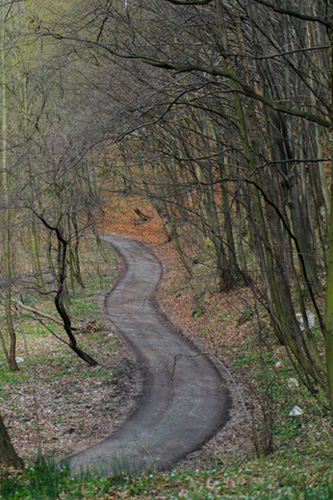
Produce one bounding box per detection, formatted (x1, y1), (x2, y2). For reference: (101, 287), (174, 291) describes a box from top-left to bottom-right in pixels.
(0, 189), (332, 499)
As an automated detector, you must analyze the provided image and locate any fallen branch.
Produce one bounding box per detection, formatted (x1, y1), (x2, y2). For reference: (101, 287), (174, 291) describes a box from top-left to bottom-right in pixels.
(134, 208), (151, 221)
(13, 299), (80, 331)
(134, 208), (151, 225)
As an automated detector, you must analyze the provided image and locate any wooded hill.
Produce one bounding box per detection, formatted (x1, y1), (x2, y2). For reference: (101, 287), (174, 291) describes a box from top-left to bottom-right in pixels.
(0, 0), (332, 486)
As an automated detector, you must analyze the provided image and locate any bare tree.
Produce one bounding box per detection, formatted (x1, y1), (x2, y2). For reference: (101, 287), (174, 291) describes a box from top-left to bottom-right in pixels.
(52, 0), (332, 408)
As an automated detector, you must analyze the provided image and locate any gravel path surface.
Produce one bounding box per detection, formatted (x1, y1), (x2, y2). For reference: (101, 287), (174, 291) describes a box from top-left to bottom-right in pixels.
(68, 234), (230, 476)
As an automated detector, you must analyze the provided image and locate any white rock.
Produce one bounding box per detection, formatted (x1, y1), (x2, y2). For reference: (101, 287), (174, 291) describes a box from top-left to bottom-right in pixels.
(289, 406), (303, 416)
(15, 356), (24, 363)
(288, 377), (299, 388)
(296, 310), (315, 331)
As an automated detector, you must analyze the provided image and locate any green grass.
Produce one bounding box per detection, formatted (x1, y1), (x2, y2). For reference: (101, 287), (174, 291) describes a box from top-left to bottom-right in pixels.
(0, 460), (82, 500)
(1, 455), (332, 500)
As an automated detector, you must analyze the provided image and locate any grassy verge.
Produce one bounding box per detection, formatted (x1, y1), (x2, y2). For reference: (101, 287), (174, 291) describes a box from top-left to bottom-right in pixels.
(0, 444), (332, 500)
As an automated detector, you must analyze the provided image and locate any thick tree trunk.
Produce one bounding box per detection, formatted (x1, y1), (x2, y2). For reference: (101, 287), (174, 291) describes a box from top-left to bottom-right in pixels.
(0, 414), (23, 469)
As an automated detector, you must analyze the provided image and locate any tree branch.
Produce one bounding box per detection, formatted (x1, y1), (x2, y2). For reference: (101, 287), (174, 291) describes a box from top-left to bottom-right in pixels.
(40, 31), (332, 129)
(254, 0), (332, 28)
(136, 58), (332, 128)
(164, 0), (213, 4)
(13, 299), (80, 330)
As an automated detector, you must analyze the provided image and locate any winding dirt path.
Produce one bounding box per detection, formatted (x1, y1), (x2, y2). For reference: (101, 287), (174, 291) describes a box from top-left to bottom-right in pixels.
(68, 234), (230, 476)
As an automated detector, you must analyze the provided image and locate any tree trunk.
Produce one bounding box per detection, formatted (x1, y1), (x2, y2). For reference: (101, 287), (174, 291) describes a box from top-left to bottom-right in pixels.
(54, 234), (99, 366)
(141, 165), (176, 241)
(324, 153), (333, 413)
(1, 6), (19, 372)
(0, 413), (23, 469)
(37, 213), (99, 367)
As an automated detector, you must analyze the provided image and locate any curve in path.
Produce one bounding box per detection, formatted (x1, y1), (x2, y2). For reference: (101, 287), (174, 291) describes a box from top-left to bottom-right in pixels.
(68, 234), (230, 476)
